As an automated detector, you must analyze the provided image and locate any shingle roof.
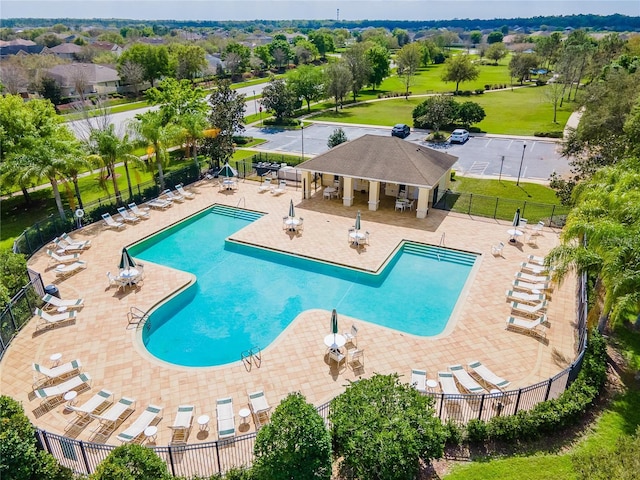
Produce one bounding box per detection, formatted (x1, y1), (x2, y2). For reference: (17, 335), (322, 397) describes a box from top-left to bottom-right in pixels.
(297, 134), (458, 187)
(46, 63), (119, 85)
(49, 43), (83, 54)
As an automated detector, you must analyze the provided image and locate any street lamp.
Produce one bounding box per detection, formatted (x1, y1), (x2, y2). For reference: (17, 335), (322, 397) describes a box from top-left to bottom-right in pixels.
(253, 90), (257, 117)
(300, 121), (304, 161)
(516, 143), (527, 186)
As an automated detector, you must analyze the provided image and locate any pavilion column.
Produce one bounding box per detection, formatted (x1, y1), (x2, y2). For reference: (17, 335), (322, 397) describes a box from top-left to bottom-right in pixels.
(416, 187), (430, 218)
(301, 171), (312, 200)
(342, 177), (354, 206)
(368, 181), (380, 211)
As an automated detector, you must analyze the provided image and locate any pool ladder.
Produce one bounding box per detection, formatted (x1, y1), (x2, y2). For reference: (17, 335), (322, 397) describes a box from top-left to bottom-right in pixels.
(241, 346), (262, 372)
(127, 306), (149, 327)
(437, 232), (445, 261)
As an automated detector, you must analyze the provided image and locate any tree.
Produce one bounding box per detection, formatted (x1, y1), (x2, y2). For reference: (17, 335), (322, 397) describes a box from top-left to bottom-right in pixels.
(119, 60), (145, 98)
(254, 44), (272, 70)
(366, 44), (390, 90)
(90, 444), (171, 480)
(413, 95), (458, 132)
(145, 78), (208, 126)
(457, 101), (486, 128)
(204, 79), (246, 169)
(393, 28), (410, 47)
(485, 42), (508, 65)
(342, 42), (372, 101)
(294, 39), (318, 65)
(38, 75), (62, 107)
(487, 31), (504, 44)
(223, 42), (251, 76)
(260, 76), (297, 121)
(268, 39), (292, 71)
(287, 65), (324, 113)
(0, 62), (27, 95)
(396, 42), (422, 97)
(327, 127), (348, 148)
(117, 43), (171, 87)
(543, 81), (564, 123)
(469, 30), (483, 46)
(0, 251), (29, 304)
(253, 392), (332, 480)
(324, 61), (352, 112)
(535, 31), (563, 69)
(441, 54), (480, 92)
(308, 31), (334, 59)
(330, 374), (446, 480)
(509, 52), (540, 84)
(169, 44), (207, 81)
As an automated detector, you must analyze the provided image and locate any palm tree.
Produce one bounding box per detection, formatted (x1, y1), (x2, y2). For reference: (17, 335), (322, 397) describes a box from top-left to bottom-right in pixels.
(61, 155), (92, 210)
(179, 111), (208, 170)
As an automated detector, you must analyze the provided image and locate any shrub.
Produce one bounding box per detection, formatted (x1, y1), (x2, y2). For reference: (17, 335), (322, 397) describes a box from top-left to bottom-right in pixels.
(484, 84), (491, 90)
(90, 444), (171, 480)
(474, 88), (485, 94)
(534, 131), (564, 138)
(262, 118), (300, 127)
(466, 418), (488, 443)
(443, 419), (463, 446)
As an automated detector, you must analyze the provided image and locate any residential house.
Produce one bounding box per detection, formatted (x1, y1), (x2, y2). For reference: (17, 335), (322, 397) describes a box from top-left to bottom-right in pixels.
(45, 63), (121, 98)
(49, 43), (83, 60)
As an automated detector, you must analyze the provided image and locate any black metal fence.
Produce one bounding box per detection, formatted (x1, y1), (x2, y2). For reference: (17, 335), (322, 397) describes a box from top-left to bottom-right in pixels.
(434, 190), (570, 226)
(0, 270), (44, 360)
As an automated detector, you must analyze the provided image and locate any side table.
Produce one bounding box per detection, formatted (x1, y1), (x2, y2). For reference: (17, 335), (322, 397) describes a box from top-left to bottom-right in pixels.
(197, 414), (210, 431)
(238, 408), (251, 425)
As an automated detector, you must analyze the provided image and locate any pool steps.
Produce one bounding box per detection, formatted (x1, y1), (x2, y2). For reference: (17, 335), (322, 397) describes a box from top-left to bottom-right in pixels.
(402, 243), (476, 267)
(210, 205), (263, 222)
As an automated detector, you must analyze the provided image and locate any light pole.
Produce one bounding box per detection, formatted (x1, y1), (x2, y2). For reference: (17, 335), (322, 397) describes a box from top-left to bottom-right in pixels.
(516, 143), (527, 186)
(252, 90), (257, 116)
(300, 121), (304, 161)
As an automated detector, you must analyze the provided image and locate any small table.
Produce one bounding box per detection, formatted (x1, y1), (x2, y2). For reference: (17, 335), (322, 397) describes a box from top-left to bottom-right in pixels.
(323, 187), (338, 199)
(284, 217), (300, 232)
(238, 408), (251, 425)
(507, 228), (523, 244)
(349, 231), (367, 246)
(222, 179), (236, 190)
(197, 414), (210, 431)
(120, 268), (140, 286)
(426, 379), (438, 392)
(63, 390), (77, 408)
(324, 333), (346, 349)
(144, 425), (158, 442)
(531, 289), (541, 295)
(50, 353), (62, 366)
(57, 306), (68, 313)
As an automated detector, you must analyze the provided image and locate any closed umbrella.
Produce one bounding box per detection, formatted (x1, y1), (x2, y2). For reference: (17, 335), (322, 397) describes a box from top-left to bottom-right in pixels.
(512, 208), (521, 227)
(119, 247), (136, 270)
(355, 210), (361, 231)
(218, 162), (238, 178)
(330, 309), (338, 334)
(289, 199), (295, 219)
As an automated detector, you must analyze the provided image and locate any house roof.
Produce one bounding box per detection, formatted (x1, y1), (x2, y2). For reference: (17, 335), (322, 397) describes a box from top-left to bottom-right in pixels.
(49, 43), (83, 54)
(46, 63), (120, 85)
(297, 135), (457, 188)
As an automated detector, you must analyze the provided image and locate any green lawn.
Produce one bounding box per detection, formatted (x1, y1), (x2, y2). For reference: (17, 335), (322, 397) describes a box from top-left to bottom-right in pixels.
(450, 177), (561, 204)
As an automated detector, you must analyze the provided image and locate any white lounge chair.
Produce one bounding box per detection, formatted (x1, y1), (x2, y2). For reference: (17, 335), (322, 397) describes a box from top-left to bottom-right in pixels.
(117, 206), (140, 224)
(66, 389), (113, 430)
(46, 249), (80, 265)
(449, 364), (486, 393)
(411, 369), (427, 393)
(34, 373), (92, 403)
(271, 180), (286, 196)
(258, 178), (272, 192)
(512, 279), (552, 293)
(506, 315), (548, 337)
(34, 307), (76, 330)
(491, 241), (505, 256)
(216, 397), (235, 439)
(42, 294), (84, 311)
(128, 203), (150, 218)
(468, 361), (511, 390)
(60, 232), (91, 250)
(527, 255), (546, 266)
(515, 271), (551, 283)
(146, 198), (171, 210)
(162, 189), (185, 203)
(511, 300), (548, 317)
(169, 405), (194, 445)
(33, 359), (82, 388)
(54, 261), (87, 278)
(175, 183), (195, 199)
(101, 213), (125, 230)
(438, 371), (461, 396)
(248, 390), (271, 429)
(116, 404), (163, 443)
(52, 237), (79, 253)
(505, 289), (545, 304)
(520, 262), (552, 275)
(90, 397), (136, 440)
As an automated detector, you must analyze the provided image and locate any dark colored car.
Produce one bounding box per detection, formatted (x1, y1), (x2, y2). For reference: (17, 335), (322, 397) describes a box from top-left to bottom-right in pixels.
(391, 124), (410, 139)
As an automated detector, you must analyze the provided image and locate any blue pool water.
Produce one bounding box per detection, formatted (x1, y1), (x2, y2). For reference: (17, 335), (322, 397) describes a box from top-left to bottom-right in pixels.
(133, 206), (477, 367)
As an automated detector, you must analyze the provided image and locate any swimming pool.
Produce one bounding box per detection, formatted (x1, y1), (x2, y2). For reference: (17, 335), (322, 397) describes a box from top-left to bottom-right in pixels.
(133, 206), (477, 367)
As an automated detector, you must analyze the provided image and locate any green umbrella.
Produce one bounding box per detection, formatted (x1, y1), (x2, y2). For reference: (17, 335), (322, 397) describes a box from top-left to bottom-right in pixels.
(330, 309), (338, 334)
(119, 247), (136, 270)
(355, 210), (361, 231)
(288, 199), (295, 218)
(218, 162), (238, 178)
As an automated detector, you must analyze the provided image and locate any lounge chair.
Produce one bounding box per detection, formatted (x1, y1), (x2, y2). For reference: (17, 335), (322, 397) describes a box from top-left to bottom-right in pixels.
(506, 315), (548, 337)
(248, 390), (271, 429)
(512, 279), (552, 293)
(271, 180), (286, 196)
(33, 359), (82, 388)
(54, 261), (87, 278)
(527, 255), (546, 266)
(90, 397), (136, 440)
(411, 369), (427, 393)
(511, 300), (548, 317)
(216, 397), (235, 439)
(101, 213), (125, 230)
(34, 373), (92, 404)
(505, 289), (545, 304)
(117, 206), (140, 224)
(162, 189), (185, 203)
(438, 371), (461, 396)
(52, 237), (86, 254)
(449, 364), (486, 394)
(116, 404), (163, 444)
(128, 203), (150, 218)
(515, 271), (551, 283)
(60, 233), (91, 250)
(258, 178), (272, 192)
(146, 198), (171, 210)
(491, 241), (505, 256)
(169, 405), (194, 445)
(34, 307), (76, 330)
(468, 361), (511, 390)
(66, 389), (113, 431)
(520, 262), (551, 275)
(46, 249), (80, 265)
(175, 183), (195, 199)
(42, 294), (84, 311)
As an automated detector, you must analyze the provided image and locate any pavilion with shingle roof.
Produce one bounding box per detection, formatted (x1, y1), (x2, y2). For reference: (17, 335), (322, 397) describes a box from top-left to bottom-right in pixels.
(296, 134), (457, 218)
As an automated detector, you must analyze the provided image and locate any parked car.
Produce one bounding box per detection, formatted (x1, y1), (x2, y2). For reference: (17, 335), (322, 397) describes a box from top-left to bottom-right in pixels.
(391, 124), (411, 139)
(449, 129), (469, 144)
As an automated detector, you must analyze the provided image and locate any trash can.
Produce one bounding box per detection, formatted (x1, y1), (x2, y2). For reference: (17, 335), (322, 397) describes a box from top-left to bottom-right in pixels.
(44, 284), (60, 298)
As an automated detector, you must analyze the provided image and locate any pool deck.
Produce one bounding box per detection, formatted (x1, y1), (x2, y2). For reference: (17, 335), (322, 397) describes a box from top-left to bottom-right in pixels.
(0, 178), (576, 445)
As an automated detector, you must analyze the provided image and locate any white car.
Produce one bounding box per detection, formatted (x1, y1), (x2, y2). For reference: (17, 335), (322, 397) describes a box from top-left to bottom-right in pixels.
(449, 129), (469, 144)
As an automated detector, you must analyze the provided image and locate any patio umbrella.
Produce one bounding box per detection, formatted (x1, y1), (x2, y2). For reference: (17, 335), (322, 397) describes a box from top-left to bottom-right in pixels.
(218, 162), (238, 178)
(512, 208), (521, 227)
(288, 199), (295, 218)
(330, 309), (339, 334)
(119, 247), (136, 270)
(355, 210), (361, 231)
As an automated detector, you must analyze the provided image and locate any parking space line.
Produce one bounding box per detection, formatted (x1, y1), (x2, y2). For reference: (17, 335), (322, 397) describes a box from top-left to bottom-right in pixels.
(468, 162), (489, 175)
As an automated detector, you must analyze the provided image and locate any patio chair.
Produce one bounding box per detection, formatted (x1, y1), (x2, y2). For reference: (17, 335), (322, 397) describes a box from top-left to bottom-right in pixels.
(515, 271), (551, 283)
(146, 198), (171, 210)
(54, 261), (87, 279)
(216, 397), (235, 439)
(42, 294), (84, 312)
(116, 404), (163, 444)
(258, 178), (272, 192)
(60, 233), (91, 250)
(90, 397), (136, 440)
(101, 213), (125, 230)
(491, 242), (505, 257)
(33, 359), (82, 388)
(328, 348), (346, 369)
(394, 200), (406, 212)
(505, 289), (545, 304)
(117, 206), (140, 224)
(169, 405), (194, 445)
(449, 364), (486, 394)
(128, 203), (150, 218)
(519, 218), (528, 229)
(510, 300), (548, 317)
(505, 315), (548, 338)
(512, 279), (552, 293)
(175, 183), (195, 199)
(467, 361), (511, 390)
(66, 389), (113, 431)
(34, 373), (92, 405)
(343, 324), (358, 347)
(106, 272), (127, 290)
(162, 188), (185, 203)
(34, 307), (76, 330)
(531, 221), (545, 236)
(248, 390), (271, 429)
(46, 249), (80, 266)
(411, 369), (427, 393)
(348, 349), (365, 371)
(296, 217), (304, 232)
